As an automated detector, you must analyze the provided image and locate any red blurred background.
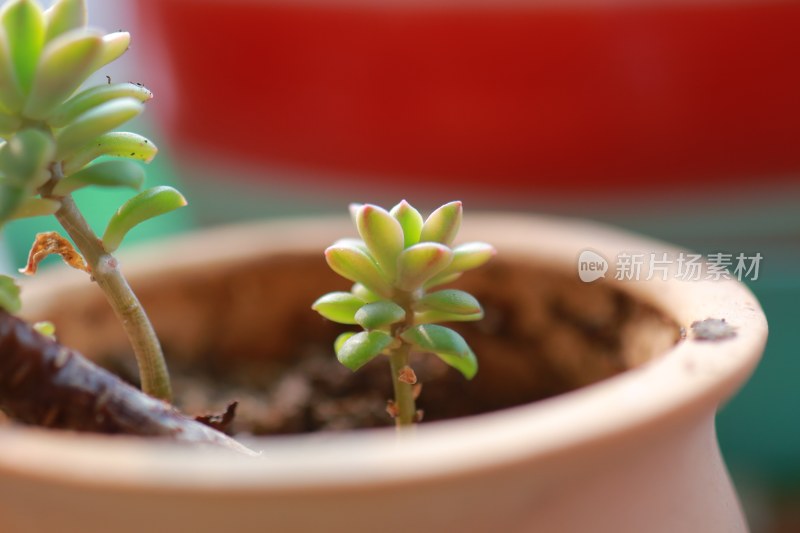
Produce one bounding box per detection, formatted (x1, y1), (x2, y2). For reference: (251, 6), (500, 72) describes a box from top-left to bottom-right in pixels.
(134, 0), (800, 198)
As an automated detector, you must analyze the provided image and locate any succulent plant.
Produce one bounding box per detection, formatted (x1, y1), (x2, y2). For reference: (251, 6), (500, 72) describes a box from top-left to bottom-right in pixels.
(0, 0), (186, 401)
(313, 201), (496, 427)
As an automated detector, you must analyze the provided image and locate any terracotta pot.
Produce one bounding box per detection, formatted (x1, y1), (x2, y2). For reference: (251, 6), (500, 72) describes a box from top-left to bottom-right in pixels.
(131, 0), (800, 196)
(0, 215), (767, 532)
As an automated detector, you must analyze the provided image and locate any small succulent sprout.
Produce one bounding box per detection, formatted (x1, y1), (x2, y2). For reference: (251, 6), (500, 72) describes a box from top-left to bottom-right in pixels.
(102, 186), (187, 252)
(0, 274), (21, 313)
(314, 200), (495, 427)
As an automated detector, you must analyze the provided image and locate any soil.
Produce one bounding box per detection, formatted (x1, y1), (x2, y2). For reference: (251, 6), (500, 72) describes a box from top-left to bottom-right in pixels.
(9, 253), (681, 437)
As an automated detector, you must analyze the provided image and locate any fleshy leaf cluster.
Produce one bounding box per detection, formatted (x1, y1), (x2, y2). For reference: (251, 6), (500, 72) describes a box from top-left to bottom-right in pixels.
(313, 200), (495, 379)
(0, 0), (184, 245)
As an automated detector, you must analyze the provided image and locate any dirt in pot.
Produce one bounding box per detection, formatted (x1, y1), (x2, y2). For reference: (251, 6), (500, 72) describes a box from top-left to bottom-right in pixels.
(19, 253), (681, 436)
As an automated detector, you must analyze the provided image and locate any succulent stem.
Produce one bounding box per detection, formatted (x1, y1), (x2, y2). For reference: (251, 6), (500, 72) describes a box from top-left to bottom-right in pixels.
(389, 289), (417, 427)
(389, 341), (416, 427)
(45, 163), (172, 401)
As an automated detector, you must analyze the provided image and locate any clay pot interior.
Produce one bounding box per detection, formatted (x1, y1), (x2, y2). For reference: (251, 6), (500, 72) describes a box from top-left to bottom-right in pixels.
(27, 251), (681, 436)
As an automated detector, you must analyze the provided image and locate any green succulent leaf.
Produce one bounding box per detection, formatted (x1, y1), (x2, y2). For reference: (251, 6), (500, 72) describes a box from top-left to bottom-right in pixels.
(443, 242), (496, 275)
(0, 274), (21, 313)
(395, 242), (453, 291)
(400, 324), (477, 379)
(62, 132), (157, 175)
(333, 331), (356, 354)
(325, 242), (393, 297)
(354, 300), (405, 330)
(0, 128), (55, 185)
(424, 243), (495, 288)
(49, 82), (152, 128)
(91, 31), (129, 72)
(54, 97), (144, 159)
(356, 204), (404, 280)
(24, 30), (103, 120)
(1, 0), (45, 95)
(416, 289), (482, 315)
(9, 197), (60, 219)
(43, 0), (87, 43)
(419, 201), (462, 246)
(311, 291), (364, 325)
(102, 186), (187, 252)
(330, 237), (369, 254)
(351, 282), (381, 303)
(414, 310), (484, 325)
(0, 29), (25, 112)
(52, 159), (144, 196)
(390, 199), (423, 248)
(423, 271), (462, 290)
(336, 330), (393, 372)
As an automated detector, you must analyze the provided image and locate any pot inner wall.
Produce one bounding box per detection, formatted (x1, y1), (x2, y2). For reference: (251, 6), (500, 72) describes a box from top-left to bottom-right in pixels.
(23, 254), (680, 435)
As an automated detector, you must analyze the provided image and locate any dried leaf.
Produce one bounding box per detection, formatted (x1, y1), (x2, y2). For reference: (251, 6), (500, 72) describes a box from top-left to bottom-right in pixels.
(194, 401), (238, 434)
(19, 231), (89, 275)
(397, 365), (417, 385)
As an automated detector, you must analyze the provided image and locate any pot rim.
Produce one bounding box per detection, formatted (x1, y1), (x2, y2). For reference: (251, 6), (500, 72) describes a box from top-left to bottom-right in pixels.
(0, 214), (767, 492)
